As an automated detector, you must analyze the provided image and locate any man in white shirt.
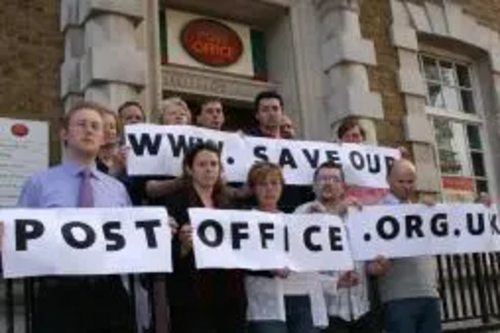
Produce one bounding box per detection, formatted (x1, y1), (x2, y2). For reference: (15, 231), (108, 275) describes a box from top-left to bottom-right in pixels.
(295, 161), (381, 333)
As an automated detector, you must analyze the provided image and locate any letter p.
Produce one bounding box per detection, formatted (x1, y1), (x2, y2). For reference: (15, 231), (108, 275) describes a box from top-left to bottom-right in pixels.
(15, 219), (45, 251)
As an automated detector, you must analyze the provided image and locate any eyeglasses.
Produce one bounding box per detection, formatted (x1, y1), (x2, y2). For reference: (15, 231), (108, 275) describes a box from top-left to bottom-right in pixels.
(316, 176), (343, 184)
(71, 121), (102, 132)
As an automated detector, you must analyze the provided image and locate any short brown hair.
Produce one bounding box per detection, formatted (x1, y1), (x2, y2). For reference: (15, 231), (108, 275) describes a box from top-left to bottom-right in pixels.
(61, 101), (110, 129)
(337, 116), (366, 141)
(118, 101), (145, 118)
(200, 98), (222, 110)
(247, 162), (285, 189)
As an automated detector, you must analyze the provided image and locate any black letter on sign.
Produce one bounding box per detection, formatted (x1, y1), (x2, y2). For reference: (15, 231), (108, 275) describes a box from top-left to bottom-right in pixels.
(366, 154), (381, 174)
(167, 134), (190, 158)
(278, 149), (298, 169)
(62, 222), (96, 249)
(325, 150), (341, 167)
(259, 223), (275, 249)
(103, 221), (125, 251)
(231, 222), (249, 250)
(491, 213), (500, 235)
(128, 133), (162, 156)
(254, 146), (269, 162)
(431, 213), (449, 237)
(303, 149), (320, 168)
(405, 215), (424, 238)
(197, 220), (224, 248)
(349, 151), (365, 171)
(467, 213), (485, 236)
(136, 220), (162, 248)
(329, 226), (343, 251)
(304, 226), (322, 252)
(284, 225), (290, 252)
(15, 219), (45, 251)
(376, 216), (400, 240)
(385, 156), (395, 174)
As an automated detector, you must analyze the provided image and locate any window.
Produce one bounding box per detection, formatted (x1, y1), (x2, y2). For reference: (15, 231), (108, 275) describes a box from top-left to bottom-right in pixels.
(420, 55), (476, 113)
(420, 53), (490, 202)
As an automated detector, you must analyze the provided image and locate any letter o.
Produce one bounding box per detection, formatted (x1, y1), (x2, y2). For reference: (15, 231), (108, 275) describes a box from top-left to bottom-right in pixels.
(197, 220), (224, 248)
(376, 216), (400, 240)
(62, 221), (97, 249)
(349, 151), (365, 170)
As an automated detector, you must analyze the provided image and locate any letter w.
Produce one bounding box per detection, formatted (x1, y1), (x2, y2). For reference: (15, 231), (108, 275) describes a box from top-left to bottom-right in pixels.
(128, 134), (162, 156)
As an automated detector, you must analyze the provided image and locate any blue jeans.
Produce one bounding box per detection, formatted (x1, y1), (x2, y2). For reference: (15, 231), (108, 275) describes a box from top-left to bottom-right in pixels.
(248, 296), (319, 333)
(384, 297), (441, 333)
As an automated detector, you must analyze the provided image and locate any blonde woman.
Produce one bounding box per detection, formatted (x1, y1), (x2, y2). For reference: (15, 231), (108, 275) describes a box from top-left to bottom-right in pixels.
(159, 97), (191, 125)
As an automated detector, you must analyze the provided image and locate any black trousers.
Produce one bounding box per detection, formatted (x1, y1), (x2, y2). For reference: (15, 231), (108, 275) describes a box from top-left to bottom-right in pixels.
(170, 303), (246, 333)
(321, 311), (381, 333)
(32, 276), (135, 333)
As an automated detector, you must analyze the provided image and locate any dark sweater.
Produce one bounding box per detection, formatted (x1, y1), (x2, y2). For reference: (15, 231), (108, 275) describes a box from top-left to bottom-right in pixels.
(163, 185), (246, 331)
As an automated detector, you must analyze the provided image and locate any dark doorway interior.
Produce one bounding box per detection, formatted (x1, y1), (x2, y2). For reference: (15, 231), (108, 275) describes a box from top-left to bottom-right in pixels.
(163, 91), (256, 132)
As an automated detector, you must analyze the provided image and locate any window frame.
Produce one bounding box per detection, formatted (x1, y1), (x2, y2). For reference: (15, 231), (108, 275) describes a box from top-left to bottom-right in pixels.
(419, 47), (496, 202)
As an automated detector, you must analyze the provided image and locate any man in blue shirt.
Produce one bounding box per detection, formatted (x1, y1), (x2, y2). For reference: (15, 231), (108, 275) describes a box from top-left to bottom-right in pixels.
(17, 101), (135, 333)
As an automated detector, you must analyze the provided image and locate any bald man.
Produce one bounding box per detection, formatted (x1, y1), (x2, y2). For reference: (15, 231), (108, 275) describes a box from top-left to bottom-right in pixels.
(368, 160), (441, 333)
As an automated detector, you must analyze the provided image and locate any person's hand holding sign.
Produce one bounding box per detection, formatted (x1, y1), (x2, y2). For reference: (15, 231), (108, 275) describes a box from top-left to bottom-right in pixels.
(169, 217), (179, 236)
(337, 196), (362, 216)
(108, 146), (128, 176)
(273, 268), (290, 279)
(306, 202), (326, 214)
(337, 270), (360, 288)
(366, 255), (391, 276)
(179, 224), (193, 257)
(0, 221), (3, 251)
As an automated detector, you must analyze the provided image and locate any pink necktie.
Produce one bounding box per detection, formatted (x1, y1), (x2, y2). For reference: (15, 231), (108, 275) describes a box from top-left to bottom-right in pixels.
(78, 168), (94, 207)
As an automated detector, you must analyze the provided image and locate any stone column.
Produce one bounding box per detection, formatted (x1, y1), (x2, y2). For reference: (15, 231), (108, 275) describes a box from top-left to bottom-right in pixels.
(313, 0), (383, 143)
(61, 0), (148, 112)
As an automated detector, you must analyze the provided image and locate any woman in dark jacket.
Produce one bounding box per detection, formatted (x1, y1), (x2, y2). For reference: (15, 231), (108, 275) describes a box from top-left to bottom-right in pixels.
(164, 141), (246, 333)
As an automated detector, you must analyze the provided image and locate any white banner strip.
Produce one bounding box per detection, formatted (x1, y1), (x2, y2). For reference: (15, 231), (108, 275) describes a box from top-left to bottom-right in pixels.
(346, 204), (500, 260)
(126, 124), (400, 188)
(1, 207), (172, 278)
(188, 208), (354, 272)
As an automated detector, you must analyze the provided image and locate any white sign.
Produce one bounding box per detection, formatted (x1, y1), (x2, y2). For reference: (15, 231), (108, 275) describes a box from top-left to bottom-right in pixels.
(189, 208), (354, 272)
(1, 207), (172, 278)
(126, 124), (400, 188)
(346, 204), (500, 260)
(0, 118), (48, 207)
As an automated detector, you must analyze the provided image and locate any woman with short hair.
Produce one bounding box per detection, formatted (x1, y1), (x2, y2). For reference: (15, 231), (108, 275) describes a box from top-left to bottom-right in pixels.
(245, 162), (327, 333)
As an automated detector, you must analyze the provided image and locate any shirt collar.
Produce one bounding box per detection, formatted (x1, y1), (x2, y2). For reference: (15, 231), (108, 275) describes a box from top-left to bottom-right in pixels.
(62, 158), (102, 180)
(386, 192), (410, 204)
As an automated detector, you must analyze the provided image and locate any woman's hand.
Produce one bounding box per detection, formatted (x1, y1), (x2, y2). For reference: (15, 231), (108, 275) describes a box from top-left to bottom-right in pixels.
(306, 202), (326, 214)
(108, 146), (128, 176)
(168, 217), (179, 236)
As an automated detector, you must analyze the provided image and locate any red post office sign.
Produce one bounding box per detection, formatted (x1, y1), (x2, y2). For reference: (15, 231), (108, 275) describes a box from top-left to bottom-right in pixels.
(180, 18), (244, 67)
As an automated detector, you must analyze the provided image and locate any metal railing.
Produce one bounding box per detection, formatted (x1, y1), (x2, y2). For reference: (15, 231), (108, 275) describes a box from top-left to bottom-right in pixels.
(438, 253), (500, 331)
(4, 256), (500, 333)
(0, 275), (170, 333)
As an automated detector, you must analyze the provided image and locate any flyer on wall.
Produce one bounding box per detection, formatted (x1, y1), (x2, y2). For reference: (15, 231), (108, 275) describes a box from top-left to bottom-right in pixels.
(0, 117), (49, 207)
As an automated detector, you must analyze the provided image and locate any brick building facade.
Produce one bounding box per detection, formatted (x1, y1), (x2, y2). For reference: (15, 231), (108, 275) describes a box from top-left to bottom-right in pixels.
(3, 0), (500, 330)
(3, 0), (500, 203)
